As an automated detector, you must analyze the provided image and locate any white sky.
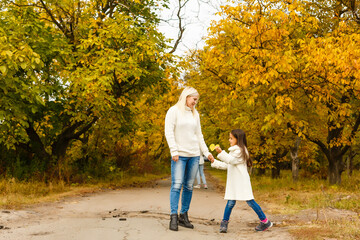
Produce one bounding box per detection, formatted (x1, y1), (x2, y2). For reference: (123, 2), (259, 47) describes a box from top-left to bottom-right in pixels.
(157, 0), (228, 56)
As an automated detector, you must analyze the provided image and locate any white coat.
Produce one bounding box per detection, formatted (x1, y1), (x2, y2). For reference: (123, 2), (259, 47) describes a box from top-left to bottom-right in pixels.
(211, 145), (254, 201)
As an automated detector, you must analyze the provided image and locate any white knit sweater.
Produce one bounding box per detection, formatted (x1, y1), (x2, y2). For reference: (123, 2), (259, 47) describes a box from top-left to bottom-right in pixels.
(165, 105), (210, 158)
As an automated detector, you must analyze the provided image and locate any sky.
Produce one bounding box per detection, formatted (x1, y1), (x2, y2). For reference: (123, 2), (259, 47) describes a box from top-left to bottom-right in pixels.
(157, 0), (228, 56)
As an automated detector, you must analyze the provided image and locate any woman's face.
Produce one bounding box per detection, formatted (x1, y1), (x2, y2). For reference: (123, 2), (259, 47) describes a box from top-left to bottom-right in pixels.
(186, 95), (198, 109)
(229, 133), (237, 146)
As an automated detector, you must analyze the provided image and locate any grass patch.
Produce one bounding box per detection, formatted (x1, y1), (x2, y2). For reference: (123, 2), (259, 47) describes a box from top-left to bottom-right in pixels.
(205, 164), (360, 239)
(251, 170), (360, 213)
(289, 216), (360, 240)
(206, 165), (360, 212)
(0, 172), (168, 209)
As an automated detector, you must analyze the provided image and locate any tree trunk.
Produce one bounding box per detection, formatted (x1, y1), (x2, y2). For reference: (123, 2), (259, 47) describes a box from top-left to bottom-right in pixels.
(327, 147), (344, 185)
(51, 117), (98, 180)
(271, 149), (288, 179)
(349, 155), (353, 176)
(290, 135), (301, 182)
(346, 154), (351, 177)
(300, 110), (360, 185)
(25, 124), (51, 165)
(349, 151), (354, 176)
(271, 166), (280, 178)
(257, 168), (266, 176)
(346, 148), (356, 177)
(271, 158), (281, 179)
(52, 141), (71, 180)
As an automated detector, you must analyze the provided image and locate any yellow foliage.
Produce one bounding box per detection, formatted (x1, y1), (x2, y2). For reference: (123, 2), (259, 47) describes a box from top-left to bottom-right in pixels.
(182, 0), (360, 171)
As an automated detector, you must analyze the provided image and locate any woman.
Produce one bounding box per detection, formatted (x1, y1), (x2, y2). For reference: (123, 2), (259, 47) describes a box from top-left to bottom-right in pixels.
(165, 86), (214, 231)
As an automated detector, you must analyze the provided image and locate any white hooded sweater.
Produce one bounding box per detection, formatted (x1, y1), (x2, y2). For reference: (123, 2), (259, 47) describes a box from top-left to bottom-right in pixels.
(165, 105), (210, 158)
(211, 145), (254, 201)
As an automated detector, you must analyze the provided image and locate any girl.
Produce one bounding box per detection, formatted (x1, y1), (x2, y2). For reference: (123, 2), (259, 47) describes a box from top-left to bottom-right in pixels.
(210, 129), (272, 233)
(194, 153), (208, 189)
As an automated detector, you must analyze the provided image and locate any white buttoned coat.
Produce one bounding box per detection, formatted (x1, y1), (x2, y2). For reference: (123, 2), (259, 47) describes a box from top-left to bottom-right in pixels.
(211, 145), (254, 201)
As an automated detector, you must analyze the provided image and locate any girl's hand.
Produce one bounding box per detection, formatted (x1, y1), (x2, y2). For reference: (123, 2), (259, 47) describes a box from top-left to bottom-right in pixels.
(215, 146), (222, 153)
(207, 154), (214, 163)
(172, 155), (179, 162)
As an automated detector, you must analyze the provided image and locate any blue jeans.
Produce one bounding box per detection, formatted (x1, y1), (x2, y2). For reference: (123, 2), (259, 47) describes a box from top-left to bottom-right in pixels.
(170, 156), (200, 214)
(196, 164), (207, 185)
(223, 200), (266, 221)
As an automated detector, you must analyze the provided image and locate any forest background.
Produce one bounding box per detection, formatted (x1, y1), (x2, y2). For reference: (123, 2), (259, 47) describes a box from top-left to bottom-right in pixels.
(0, 0), (360, 238)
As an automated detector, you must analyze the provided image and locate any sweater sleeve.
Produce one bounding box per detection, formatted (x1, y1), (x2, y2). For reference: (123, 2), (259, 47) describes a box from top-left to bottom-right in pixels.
(164, 106), (178, 157)
(195, 111), (210, 158)
(211, 159), (228, 170)
(217, 150), (244, 165)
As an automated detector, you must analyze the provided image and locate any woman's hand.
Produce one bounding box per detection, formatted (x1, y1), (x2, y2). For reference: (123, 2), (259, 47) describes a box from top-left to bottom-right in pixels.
(172, 155), (179, 162)
(215, 146), (222, 153)
(207, 154), (214, 163)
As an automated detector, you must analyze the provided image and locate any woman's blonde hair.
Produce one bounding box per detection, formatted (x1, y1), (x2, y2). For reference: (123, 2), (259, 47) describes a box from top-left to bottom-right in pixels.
(175, 86), (199, 114)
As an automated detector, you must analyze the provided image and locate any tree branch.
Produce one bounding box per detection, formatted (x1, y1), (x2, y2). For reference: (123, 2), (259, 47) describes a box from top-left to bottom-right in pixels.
(288, 122), (330, 159)
(25, 122), (51, 161)
(72, 117), (98, 140)
(169, 0), (189, 54)
(38, 0), (68, 36)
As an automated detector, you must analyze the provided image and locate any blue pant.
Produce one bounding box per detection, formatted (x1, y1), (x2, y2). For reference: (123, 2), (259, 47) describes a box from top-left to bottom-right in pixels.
(170, 156), (200, 214)
(223, 199), (266, 221)
(196, 164), (207, 185)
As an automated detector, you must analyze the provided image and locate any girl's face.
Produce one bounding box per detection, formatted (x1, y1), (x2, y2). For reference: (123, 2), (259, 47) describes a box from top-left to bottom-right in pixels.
(186, 95), (198, 109)
(229, 133), (237, 146)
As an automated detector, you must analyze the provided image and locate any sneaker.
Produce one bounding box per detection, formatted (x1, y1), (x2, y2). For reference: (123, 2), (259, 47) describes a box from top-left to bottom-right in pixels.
(193, 185), (200, 189)
(219, 220), (228, 233)
(255, 220), (273, 231)
(204, 184), (208, 189)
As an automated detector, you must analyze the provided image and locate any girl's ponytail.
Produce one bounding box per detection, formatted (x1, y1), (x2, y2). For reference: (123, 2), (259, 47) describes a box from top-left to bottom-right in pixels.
(231, 129), (253, 167)
(246, 152), (253, 168)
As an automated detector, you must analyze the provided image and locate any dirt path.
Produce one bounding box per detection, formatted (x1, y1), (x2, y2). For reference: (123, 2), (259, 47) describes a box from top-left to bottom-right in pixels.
(0, 178), (294, 240)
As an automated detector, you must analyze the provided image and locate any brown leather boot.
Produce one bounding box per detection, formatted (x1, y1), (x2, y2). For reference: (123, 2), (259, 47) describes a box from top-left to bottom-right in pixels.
(169, 214), (178, 231)
(179, 212), (194, 229)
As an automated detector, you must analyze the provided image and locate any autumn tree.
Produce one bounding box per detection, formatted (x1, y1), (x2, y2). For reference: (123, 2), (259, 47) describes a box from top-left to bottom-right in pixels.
(0, 0), (172, 180)
(183, 50), (296, 178)
(184, 0), (360, 184)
